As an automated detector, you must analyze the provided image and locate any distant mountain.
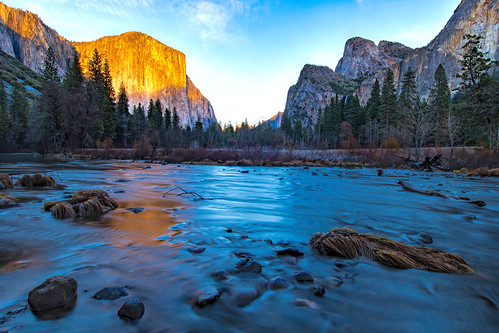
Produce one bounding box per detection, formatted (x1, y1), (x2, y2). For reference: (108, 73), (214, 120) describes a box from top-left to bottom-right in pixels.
(263, 111), (283, 129)
(0, 2), (217, 128)
(284, 0), (498, 124)
(73, 32), (217, 128)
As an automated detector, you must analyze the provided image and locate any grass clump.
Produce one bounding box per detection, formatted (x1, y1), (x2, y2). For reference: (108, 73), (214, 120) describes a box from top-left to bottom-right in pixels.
(0, 174), (14, 189)
(310, 227), (474, 274)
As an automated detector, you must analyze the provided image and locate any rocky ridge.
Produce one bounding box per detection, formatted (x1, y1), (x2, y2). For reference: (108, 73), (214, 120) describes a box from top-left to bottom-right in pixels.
(0, 2), (74, 75)
(284, 0), (498, 126)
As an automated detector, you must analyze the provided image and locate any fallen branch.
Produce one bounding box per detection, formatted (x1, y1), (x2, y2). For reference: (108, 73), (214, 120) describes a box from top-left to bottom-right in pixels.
(398, 180), (485, 207)
(163, 186), (204, 200)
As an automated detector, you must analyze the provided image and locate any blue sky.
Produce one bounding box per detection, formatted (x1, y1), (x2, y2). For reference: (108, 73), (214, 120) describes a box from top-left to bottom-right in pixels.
(4, 0), (461, 125)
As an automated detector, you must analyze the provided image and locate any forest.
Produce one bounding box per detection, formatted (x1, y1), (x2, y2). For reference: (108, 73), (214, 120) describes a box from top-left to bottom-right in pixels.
(0, 34), (497, 157)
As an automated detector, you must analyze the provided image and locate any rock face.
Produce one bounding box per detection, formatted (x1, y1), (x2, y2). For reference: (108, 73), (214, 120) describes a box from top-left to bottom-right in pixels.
(0, 2), (74, 75)
(284, 0), (498, 123)
(284, 65), (356, 127)
(72, 32), (217, 128)
(263, 111), (283, 129)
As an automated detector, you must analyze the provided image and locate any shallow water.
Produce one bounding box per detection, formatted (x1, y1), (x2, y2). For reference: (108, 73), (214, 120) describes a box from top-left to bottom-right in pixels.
(0, 160), (498, 332)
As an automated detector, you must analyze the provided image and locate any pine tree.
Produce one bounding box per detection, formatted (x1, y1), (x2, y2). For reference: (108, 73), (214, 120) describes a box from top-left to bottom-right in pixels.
(164, 106), (171, 132)
(102, 58), (115, 102)
(89, 49), (103, 84)
(172, 107), (180, 130)
(399, 68), (418, 145)
(379, 69), (398, 141)
(116, 82), (130, 147)
(430, 64), (452, 145)
(100, 97), (116, 141)
(0, 78), (8, 146)
(42, 47), (59, 84)
(9, 83), (29, 148)
(132, 103), (146, 142)
(154, 99), (163, 131)
(63, 52), (84, 94)
(366, 79), (381, 146)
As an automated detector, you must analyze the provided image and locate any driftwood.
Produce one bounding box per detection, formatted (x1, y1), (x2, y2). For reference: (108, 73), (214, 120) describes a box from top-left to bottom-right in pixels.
(0, 174), (14, 189)
(163, 187), (204, 200)
(398, 180), (485, 207)
(310, 228), (474, 274)
(399, 154), (443, 172)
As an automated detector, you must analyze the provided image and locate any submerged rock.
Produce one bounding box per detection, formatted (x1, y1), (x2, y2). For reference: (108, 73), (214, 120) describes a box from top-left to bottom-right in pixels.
(295, 272), (314, 283)
(118, 298), (145, 320)
(292, 299), (319, 310)
(195, 290), (221, 308)
(93, 287), (128, 300)
(234, 251), (254, 258)
(126, 207), (145, 214)
(235, 258), (263, 273)
(232, 288), (259, 307)
(313, 285), (326, 296)
(28, 276), (77, 311)
(418, 233), (433, 244)
(187, 246), (206, 254)
(276, 248), (304, 257)
(270, 277), (291, 290)
(115, 179), (131, 183)
(211, 270), (231, 281)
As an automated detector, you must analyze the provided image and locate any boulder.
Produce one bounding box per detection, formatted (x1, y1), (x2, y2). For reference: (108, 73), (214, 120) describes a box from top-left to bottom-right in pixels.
(28, 276), (77, 311)
(195, 290), (221, 308)
(295, 272), (314, 283)
(270, 277), (291, 290)
(235, 258), (262, 274)
(118, 298), (145, 320)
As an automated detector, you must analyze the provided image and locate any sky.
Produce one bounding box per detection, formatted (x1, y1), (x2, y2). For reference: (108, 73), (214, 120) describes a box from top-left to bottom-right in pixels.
(4, 0), (462, 125)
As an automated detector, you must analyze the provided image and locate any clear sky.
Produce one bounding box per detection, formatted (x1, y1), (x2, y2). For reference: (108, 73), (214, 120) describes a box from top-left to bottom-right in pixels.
(3, 0), (461, 126)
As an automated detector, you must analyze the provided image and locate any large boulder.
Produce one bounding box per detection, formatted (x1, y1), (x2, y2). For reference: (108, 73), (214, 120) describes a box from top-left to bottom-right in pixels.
(28, 276), (77, 312)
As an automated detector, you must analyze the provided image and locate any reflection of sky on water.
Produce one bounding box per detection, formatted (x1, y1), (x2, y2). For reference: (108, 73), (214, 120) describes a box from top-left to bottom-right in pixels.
(0, 160), (498, 331)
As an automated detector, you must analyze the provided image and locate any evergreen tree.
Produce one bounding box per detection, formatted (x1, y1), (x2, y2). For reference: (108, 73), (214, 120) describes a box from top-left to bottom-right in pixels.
(42, 47), (59, 84)
(63, 52), (84, 94)
(366, 79), (381, 146)
(456, 34), (497, 149)
(9, 83), (29, 148)
(429, 64), (452, 145)
(154, 99), (164, 131)
(116, 82), (130, 147)
(89, 48), (103, 85)
(100, 97), (116, 141)
(379, 69), (398, 141)
(172, 107), (180, 130)
(399, 68), (418, 145)
(164, 106), (172, 132)
(132, 103), (146, 143)
(102, 58), (115, 102)
(0, 79), (8, 146)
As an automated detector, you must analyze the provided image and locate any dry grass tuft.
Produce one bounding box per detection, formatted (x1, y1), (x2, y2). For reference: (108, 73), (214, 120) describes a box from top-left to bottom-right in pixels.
(43, 201), (58, 211)
(310, 228), (474, 274)
(18, 173), (56, 187)
(50, 202), (76, 219)
(73, 197), (104, 218)
(0, 192), (17, 201)
(0, 174), (14, 189)
(72, 190), (119, 210)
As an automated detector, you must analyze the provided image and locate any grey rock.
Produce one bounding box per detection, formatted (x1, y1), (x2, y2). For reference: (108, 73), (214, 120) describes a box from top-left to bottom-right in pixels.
(295, 272), (314, 283)
(93, 287), (128, 300)
(235, 258), (262, 274)
(28, 276), (77, 311)
(196, 290), (221, 308)
(211, 270), (230, 281)
(270, 277), (291, 290)
(118, 298), (145, 320)
(313, 285), (326, 297)
(418, 233), (433, 244)
(187, 246), (206, 254)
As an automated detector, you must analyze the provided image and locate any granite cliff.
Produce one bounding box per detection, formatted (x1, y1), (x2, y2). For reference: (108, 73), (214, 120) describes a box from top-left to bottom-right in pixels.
(73, 32), (216, 128)
(0, 2), (74, 75)
(0, 2), (217, 128)
(284, 0), (498, 125)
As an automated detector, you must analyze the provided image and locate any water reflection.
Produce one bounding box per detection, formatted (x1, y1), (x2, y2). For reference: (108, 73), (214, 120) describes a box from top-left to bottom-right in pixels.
(0, 161), (498, 331)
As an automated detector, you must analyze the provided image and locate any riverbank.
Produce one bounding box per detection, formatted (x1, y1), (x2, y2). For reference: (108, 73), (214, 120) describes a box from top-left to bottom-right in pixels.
(69, 147), (499, 172)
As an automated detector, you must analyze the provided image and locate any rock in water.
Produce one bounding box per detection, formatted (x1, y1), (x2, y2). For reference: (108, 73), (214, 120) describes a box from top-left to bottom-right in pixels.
(313, 285), (326, 296)
(235, 258), (263, 273)
(28, 276), (77, 311)
(93, 287), (129, 300)
(418, 233), (433, 244)
(295, 272), (314, 283)
(196, 290), (221, 308)
(276, 248), (304, 257)
(118, 298), (145, 320)
(126, 207), (145, 214)
(187, 246), (206, 254)
(270, 277), (291, 290)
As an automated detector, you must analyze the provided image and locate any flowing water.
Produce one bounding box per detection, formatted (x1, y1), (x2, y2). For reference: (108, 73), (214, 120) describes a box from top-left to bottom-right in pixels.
(0, 159), (498, 332)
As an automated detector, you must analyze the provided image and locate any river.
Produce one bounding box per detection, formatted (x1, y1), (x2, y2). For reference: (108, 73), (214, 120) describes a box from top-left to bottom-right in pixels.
(0, 159), (498, 332)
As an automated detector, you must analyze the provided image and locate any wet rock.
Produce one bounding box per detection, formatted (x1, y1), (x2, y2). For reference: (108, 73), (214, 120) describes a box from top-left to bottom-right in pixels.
(270, 277), (291, 290)
(465, 215), (477, 222)
(312, 172), (318, 176)
(126, 207), (145, 214)
(196, 290), (221, 308)
(188, 246), (206, 254)
(292, 299), (319, 310)
(276, 248), (304, 257)
(0, 193), (19, 208)
(335, 260), (358, 269)
(233, 288), (259, 307)
(327, 277), (343, 288)
(113, 190), (126, 193)
(226, 229), (233, 233)
(276, 240), (291, 246)
(118, 298), (145, 320)
(240, 235), (249, 239)
(264, 239), (273, 245)
(468, 200), (486, 207)
(313, 285), (326, 296)
(234, 251), (254, 258)
(211, 270), (230, 281)
(115, 179), (131, 183)
(144, 166), (152, 169)
(418, 233), (433, 244)
(241, 170), (249, 174)
(377, 169), (383, 176)
(93, 287), (128, 300)
(295, 272), (314, 283)
(235, 258), (262, 273)
(28, 276), (77, 311)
